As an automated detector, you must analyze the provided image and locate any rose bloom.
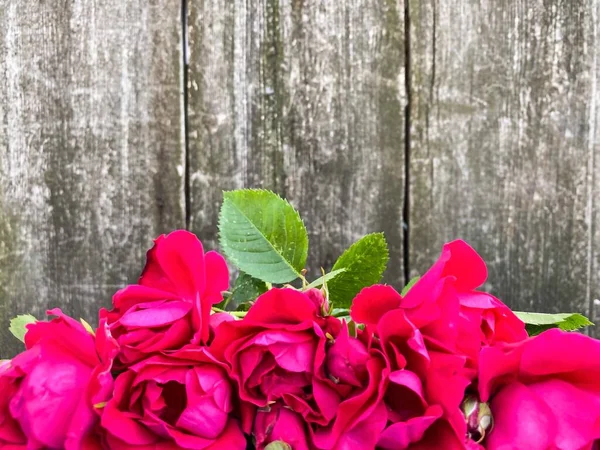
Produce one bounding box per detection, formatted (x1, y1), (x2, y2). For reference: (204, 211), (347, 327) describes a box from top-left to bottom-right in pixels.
(210, 288), (340, 426)
(101, 230), (229, 366)
(478, 329), (600, 450)
(227, 287), (468, 449)
(213, 287), (391, 448)
(349, 240), (529, 448)
(252, 319), (389, 450)
(352, 240), (526, 369)
(0, 309), (117, 450)
(100, 346), (246, 449)
(405, 240), (527, 360)
(351, 295), (473, 449)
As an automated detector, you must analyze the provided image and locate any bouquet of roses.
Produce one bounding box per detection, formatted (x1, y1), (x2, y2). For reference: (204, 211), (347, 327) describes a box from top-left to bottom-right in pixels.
(2, 189), (599, 450)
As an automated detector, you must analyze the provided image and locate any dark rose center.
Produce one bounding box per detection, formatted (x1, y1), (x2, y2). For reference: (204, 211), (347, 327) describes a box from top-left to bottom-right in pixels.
(160, 381), (187, 426)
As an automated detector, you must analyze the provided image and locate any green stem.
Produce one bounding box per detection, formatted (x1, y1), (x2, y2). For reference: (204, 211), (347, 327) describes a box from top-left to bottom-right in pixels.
(212, 307), (248, 318)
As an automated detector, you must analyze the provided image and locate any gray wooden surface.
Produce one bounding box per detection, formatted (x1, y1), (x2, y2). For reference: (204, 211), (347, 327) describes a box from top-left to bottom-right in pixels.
(0, 0), (185, 357)
(187, 0), (406, 285)
(408, 0), (600, 332)
(0, 1), (598, 356)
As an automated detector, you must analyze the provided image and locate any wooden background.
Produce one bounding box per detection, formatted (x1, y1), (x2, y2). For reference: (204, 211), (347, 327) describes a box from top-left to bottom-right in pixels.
(1, 0), (598, 356)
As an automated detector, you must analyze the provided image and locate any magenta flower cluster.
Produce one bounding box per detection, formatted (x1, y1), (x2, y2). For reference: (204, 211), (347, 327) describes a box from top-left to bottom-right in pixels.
(1, 230), (599, 449)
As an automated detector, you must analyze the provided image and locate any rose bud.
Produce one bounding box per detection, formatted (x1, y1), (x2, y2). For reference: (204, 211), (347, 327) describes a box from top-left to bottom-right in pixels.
(304, 288), (329, 316)
(461, 394), (493, 443)
(326, 321), (369, 387)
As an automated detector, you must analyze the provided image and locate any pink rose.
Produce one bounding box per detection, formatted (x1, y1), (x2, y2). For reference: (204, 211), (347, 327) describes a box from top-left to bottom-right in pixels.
(349, 240), (531, 447)
(351, 302), (472, 449)
(478, 329), (600, 449)
(248, 318), (389, 450)
(102, 230), (229, 366)
(100, 346), (246, 449)
(210, 288), (340, 413)
(0, 361), (25, 449)
(352, 240), (526, 369)
(307, 323), (388, 449)
(212, 287), (391, 448)
(0, 309), (117, 450)
(405, 240), (527, 360)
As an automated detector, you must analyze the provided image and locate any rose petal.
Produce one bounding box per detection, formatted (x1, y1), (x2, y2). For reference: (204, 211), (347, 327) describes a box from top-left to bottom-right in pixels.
(528, 379), (600, 449)
(119, 301), (192, 328)
(203, 251), (229, 303)
(350, 285), (402, 328)
(486, 381), (556, 450)
(377, 405), (442, 449)
(153, 230), (206, 299)
(440, 240), (488, 290)
(244, 288), (319, 325)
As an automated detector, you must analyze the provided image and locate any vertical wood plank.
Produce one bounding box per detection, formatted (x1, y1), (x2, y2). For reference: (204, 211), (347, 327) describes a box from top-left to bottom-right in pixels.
(589, 0), (600, 334)
(408, 0), (599, 335)
(0, 0), (185, 357)
(188, 0), (406, 284)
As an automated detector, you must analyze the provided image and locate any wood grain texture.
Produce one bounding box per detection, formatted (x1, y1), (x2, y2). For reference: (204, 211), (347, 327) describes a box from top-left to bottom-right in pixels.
(0, 0), (185, 357)
(188, 0), (406, 284)
(2, 0), (599, 356)
(408, 0), (600, 335)
(589, 0), (600, 335)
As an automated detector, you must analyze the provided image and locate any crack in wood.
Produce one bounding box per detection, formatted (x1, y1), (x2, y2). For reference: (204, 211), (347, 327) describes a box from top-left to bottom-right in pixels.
(403, 0), (412, 285)
(181, 0), (191, 230)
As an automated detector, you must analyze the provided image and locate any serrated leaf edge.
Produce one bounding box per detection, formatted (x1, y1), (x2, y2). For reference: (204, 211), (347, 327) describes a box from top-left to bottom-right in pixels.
(218, 189), (307, 282)
(514, 311), (593, 326)
(331, 232), (389, 272)
(9, 314), (37, 343)
(327, 232), (390, 308)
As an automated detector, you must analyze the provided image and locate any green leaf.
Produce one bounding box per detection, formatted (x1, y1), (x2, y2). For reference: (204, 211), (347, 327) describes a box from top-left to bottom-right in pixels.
(306, 268), (347, 289)
(327, 233), (389, 308)
(347, 320), (357, 337)
(214, 272), (266, 312)
(9, 314), (37, 343)
(219, 189), (309, 284)
(234, 301), (254, 312)
(524, 324), (554, 336)
(330, 308), (351, 318)
(231, 272), (268, 309)
(401, 276), (420, 296)
(265, 441), (292, 450)
(80, 318), (95, 336)
(514, 311), (594, 336)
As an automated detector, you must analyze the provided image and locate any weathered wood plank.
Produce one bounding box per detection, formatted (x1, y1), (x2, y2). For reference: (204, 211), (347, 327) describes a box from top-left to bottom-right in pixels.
(408, 0), (599, 335)
(0, 0), (185, 357)
(589, 0), (600, 335)
(188, 0), (406, 284)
